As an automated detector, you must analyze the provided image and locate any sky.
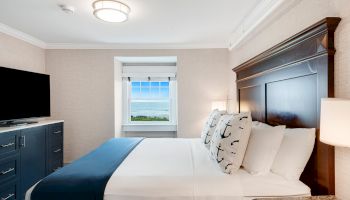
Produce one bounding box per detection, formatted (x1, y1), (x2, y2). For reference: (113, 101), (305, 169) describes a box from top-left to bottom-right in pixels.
(130, 81), (170, 119)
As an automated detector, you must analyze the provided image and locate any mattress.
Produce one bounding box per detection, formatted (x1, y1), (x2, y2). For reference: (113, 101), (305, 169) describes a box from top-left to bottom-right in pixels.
(26, 138), (310, 200)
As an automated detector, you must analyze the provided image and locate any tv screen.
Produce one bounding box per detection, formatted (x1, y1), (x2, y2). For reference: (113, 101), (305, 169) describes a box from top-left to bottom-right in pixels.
(0, 66), (50, 122)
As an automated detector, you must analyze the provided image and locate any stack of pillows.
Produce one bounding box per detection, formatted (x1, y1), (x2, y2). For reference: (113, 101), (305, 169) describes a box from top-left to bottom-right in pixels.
(201, 110), (315, 180)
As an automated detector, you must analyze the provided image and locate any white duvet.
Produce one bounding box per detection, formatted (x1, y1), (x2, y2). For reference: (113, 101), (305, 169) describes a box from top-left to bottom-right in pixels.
(27, 138), (310, 200)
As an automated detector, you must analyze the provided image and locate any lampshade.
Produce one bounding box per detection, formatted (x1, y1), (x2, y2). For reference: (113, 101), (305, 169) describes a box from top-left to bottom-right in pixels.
(212, 101), (227, 111)
(227, 99), (238, 114)
(320, 98), (350, 147)
(93, 0), (130, 23)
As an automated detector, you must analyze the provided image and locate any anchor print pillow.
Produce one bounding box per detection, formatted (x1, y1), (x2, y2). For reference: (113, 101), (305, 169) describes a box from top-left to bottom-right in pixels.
(201, 109), (224, 149)
(209, 112), (252, 174)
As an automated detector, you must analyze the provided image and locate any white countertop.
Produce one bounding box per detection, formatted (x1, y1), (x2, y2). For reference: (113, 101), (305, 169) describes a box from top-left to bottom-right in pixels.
(0, 119), (64, 134)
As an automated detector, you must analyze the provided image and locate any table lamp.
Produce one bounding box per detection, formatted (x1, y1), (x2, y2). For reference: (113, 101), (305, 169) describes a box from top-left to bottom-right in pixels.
(211, 101), (227, 111)
(320, 98), (350, 147)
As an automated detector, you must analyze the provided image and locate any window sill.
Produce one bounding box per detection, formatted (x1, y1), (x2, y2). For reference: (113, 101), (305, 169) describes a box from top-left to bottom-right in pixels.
(122, 124), (177, 132)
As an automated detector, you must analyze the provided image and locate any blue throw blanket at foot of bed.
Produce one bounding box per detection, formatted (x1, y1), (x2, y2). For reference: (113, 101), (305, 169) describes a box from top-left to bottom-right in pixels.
(31, 137), (144, 200)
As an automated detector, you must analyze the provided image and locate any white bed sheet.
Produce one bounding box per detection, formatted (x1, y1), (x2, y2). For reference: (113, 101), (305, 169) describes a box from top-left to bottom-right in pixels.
(105, 138), (310, 200)
(26, 138), (310, 200)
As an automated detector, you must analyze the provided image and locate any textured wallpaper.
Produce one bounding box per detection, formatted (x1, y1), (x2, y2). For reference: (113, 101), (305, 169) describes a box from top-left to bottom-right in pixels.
(333, 0), (350, 198)
(0, 32), (45, 73)
(46, 49), (229, 163)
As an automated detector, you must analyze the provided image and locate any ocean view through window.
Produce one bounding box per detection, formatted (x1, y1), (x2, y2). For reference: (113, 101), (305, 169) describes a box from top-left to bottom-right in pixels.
(130, 81), (170, 122)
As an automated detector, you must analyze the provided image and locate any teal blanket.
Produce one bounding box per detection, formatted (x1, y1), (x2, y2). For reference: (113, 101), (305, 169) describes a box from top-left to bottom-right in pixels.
(31, 137), (144, 200)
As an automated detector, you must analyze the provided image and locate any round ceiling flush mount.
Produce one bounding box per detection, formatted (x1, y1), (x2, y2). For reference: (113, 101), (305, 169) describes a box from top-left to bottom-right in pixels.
(92, 0), (130, 23)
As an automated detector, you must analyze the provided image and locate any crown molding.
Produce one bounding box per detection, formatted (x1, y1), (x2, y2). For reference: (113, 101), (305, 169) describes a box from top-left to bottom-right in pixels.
(45, 43), (227, 49)
(0, 22), (47, 49)
(228, 0), (302, 50)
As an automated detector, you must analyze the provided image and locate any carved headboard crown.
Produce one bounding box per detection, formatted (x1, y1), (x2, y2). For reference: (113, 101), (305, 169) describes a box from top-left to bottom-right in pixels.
(233, 17), (341, 195)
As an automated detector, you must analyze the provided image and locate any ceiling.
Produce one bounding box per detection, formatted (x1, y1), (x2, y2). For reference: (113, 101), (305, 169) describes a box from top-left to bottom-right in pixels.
(0, 0), (260, 48)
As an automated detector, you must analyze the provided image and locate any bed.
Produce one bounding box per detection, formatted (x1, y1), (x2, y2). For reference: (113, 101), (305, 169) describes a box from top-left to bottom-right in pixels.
(105, 138), (311, 200)
(26, 17), (340, 200)
(27, 138), (310, 200)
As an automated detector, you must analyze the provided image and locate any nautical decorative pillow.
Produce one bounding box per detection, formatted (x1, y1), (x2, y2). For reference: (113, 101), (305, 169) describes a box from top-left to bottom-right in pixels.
(209, 112), (252, 174)
(201, 109), (224, 148)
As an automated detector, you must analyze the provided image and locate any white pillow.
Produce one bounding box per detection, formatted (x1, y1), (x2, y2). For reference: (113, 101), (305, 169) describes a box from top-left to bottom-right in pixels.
(243, 125), (285, 175)
(252, 121), (271, 128)
(209, 112), (252, 174)
(201, 109), (224, 148)
(271, 128), (315, 180)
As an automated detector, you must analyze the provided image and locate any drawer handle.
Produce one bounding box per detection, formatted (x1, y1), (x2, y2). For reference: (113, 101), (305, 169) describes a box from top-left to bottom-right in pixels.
(1, 193), (14, 200)
(53, 149), (62, 153)
(1, 168), (14, 175)
(0, 143), (14, 148)
(53, 131), (62, 134)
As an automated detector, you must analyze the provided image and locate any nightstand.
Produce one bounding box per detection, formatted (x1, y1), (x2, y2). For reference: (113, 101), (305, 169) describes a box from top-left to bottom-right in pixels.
(253, 196), (338, 200)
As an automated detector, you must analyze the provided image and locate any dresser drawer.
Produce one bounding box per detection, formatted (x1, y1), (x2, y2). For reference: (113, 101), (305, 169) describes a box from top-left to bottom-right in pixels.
(46, 123), (64, 175)
(49, 123), (63, 135)
(48, 157), (63, 173)
(0, 155), (19, 185)
(50, 145), (63, 155)
(0, 132), (19, 157)
(0, 180), (18, 200)
(48, 145), (63, 163)
(48, 123), (63, 148)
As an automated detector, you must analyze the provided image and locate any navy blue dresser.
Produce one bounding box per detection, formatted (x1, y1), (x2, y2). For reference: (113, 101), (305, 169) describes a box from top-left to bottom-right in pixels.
(0, 121), (63, 200)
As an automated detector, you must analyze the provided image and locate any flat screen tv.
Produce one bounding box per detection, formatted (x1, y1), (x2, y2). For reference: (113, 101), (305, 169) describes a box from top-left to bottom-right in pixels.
(0, 66), (50, 124)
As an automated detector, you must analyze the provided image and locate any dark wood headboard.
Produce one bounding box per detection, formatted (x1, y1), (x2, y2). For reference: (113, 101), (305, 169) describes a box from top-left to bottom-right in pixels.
(233, 17), (341, 195)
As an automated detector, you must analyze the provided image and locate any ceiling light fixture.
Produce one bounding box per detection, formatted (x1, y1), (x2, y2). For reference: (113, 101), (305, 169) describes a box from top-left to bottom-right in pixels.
(92, 0), (130, 23)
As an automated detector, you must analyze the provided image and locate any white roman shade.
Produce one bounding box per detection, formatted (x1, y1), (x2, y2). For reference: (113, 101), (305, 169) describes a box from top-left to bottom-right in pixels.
(122, 64), (177, 81)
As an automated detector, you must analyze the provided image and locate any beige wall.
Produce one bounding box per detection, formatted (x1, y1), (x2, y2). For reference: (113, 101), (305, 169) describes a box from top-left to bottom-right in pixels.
(228, 0), (350, 198)
(114, 60), (123, 136)
(0, 30), (229, 165)
(46, 49), (229, 163)
(0, 32), (45, 73)
(4, 2), (348, 196)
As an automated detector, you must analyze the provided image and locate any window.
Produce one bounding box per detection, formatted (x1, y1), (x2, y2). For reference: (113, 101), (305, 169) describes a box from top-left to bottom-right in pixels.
(130, 81), (171, 122)
(119, 57), (178, 132)
(123, 79), (177, 131)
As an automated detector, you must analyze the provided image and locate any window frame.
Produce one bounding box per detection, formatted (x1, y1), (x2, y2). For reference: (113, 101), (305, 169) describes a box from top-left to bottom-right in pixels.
(122, 79), (177, 131)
